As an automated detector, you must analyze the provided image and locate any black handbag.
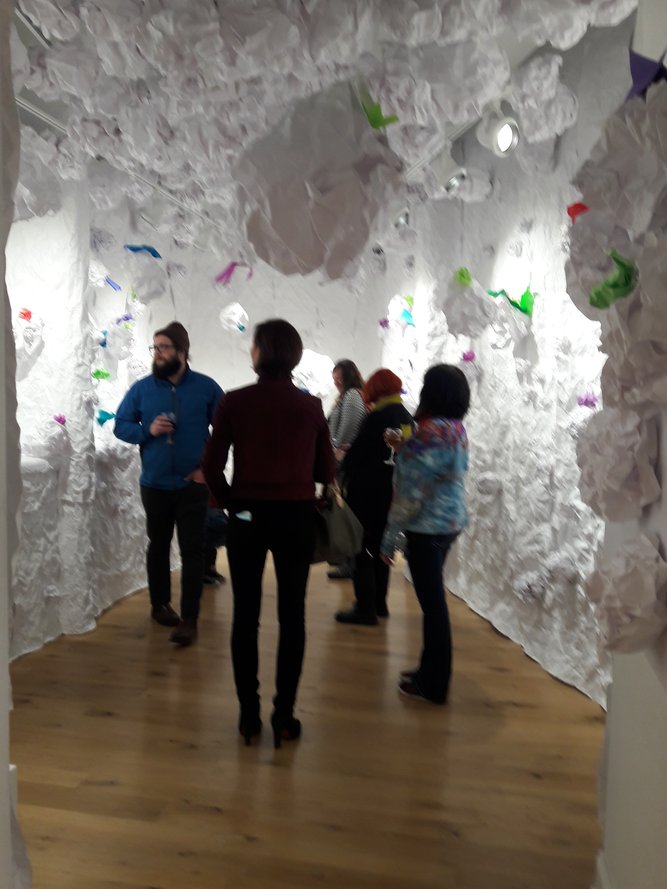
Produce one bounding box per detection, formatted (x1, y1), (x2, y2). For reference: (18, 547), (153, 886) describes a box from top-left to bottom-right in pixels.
(311, 486), (364, 565)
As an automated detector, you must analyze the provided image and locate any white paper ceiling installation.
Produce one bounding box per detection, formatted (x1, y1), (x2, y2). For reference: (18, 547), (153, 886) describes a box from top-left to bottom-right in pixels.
(12, 0), (637, 278)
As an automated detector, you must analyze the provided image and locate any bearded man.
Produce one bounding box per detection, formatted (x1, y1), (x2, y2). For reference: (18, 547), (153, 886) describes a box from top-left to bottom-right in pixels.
(114, 322), (223, 646)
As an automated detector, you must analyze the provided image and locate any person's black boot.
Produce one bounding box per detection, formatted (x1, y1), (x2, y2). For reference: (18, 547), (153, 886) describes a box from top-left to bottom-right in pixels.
(334, 607), (378, 626)
(169, 619), (198, 646)
(270, 712), (302, 749)
(151, 603), (180, 627)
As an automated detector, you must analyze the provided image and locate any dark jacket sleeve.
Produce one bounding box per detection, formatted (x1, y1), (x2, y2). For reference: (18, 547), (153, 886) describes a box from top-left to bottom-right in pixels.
(313, 400), (337, 485)
(340, 412), (377, 483)
(114, 383), (150, 445)
(202, 394), (232, 507)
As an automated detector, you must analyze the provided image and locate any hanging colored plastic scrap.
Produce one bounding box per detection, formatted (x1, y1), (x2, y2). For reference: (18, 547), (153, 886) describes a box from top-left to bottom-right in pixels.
(18, 308), (32, 321)
(455, 267), (473, 287)
(215, 262), (253, 287)
(358, 86), (399, 129)
(487, 286), (535, 316)
(577, 392), (598, 408)
(91, 368), (111, 381)
(124, 244), (162, 258)
(105, 275), (122, 292)
(116, 312), (134, 329)
(567, 202), (590, 222)
(96, 409), (116, 426)
(589, 249), (638, 309)
(400, 294), (415, 327)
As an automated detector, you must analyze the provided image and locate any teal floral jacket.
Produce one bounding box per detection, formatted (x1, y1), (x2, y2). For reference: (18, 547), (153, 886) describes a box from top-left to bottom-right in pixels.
(381, 417), (469, 555)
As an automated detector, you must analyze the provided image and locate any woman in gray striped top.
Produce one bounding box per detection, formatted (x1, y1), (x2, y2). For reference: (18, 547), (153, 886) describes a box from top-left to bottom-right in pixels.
(326, 359), (367, 579)
(328, 360), (367, 461)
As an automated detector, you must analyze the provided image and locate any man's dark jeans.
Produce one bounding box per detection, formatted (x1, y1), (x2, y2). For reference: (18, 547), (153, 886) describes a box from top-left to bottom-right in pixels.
(140, 482), (209, 620)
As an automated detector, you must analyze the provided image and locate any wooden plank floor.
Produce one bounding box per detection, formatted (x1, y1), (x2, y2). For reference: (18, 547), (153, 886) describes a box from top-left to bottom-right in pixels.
(10, 555), (604, 889)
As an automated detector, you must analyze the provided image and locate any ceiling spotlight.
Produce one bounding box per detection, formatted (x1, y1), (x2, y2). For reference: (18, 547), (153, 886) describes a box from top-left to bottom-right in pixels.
(476, 104), (520, 157)
(423, 150), (468, 199)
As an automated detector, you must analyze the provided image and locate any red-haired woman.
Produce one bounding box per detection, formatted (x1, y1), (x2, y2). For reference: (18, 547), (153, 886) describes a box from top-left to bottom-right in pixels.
(335, 369), (413, 625)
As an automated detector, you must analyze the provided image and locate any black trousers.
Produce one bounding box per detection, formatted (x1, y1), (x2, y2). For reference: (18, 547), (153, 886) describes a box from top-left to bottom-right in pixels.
(204, 506), (228, 569)
(352, 525), (390, 618)
(405, 531), (459, 704)
(352, 505), (389, 617)
(226, 500), (316, 719)
(140, 483), (209, 621)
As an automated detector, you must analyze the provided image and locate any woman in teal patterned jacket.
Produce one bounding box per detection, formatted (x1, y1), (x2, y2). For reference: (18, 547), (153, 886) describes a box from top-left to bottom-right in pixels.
(381, 364), (470, 704)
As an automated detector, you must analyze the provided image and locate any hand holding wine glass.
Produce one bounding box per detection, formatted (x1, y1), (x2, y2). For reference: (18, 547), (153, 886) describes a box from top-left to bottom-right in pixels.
(150, 412), (176, 444)
(164, 411), (177, 445)
(383, 427), (403, 465)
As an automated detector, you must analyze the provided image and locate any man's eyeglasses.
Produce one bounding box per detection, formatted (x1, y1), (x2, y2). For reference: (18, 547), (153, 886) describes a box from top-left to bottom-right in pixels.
(149, 344), (176, 355)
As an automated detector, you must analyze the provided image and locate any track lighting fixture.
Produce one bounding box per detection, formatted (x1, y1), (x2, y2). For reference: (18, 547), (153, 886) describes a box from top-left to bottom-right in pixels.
(476, 103), (520, 157)
(423, 150), (468, 199)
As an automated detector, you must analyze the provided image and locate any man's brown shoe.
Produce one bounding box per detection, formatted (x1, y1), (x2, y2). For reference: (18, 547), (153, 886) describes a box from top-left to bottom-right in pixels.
(151, 604), (180, 627)
(169, 619), (198, 647)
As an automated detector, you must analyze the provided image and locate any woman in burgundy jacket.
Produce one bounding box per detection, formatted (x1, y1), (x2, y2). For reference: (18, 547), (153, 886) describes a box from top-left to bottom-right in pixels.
(202, 319), (336, 748)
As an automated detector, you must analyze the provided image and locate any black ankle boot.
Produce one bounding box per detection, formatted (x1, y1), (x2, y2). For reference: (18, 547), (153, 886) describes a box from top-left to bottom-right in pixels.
(335, 607), (378, 626)
(238, 713), (263, 746)
(270, 712), (302, 750)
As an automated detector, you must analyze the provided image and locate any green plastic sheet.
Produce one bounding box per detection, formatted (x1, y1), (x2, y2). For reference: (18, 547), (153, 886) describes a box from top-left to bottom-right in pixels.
(589, 249), (638, 309)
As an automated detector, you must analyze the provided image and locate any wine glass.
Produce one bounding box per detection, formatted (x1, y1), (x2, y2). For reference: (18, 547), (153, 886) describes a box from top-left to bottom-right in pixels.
(164, 411), (177, 445)
(384, 427), (402, 466)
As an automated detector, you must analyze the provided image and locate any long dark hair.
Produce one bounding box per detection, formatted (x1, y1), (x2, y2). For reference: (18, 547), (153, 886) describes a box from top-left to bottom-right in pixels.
(253, 319), (303, 378)
(333, 359), (364, 393)
(415, 364), (470, 421)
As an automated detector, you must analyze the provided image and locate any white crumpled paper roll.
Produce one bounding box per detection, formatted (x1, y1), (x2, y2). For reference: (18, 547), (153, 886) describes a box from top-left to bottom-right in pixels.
(576, 408), (661, 521)
(586, 534), (667, 653)
(235, 81), (404, 280)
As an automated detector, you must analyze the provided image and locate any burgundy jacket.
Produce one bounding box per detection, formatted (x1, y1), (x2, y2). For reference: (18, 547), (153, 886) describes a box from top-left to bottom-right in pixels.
(202, 377), (336, 507)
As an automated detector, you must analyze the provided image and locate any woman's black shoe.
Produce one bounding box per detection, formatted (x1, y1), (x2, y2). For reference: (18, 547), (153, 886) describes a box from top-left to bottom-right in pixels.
(270, 712), (302, 750)
(238, 714), (263, 746)
(335, 607), (378, 626)
(151, 603), (180, 626)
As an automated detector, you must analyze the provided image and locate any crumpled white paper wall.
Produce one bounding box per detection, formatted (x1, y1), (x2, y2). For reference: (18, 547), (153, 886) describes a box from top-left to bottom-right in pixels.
(566, 78), (667, 656)
(292, 349), (335, 399)
(586, 535), (667, 653)
(576, 409), (661, 521)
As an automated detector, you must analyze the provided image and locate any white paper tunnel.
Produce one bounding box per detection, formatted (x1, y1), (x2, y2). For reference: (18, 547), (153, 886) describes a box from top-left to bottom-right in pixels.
(6, 1), (667, 724)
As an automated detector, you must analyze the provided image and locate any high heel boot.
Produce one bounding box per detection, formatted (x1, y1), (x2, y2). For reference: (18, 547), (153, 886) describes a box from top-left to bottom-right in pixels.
(270, 712), (302, 750)
(238, 713), (262, 746)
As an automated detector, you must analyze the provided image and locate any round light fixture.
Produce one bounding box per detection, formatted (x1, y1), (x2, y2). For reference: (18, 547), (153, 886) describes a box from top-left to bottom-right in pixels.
(494, 119), (520, 154)
(476, 106), (520, 157)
